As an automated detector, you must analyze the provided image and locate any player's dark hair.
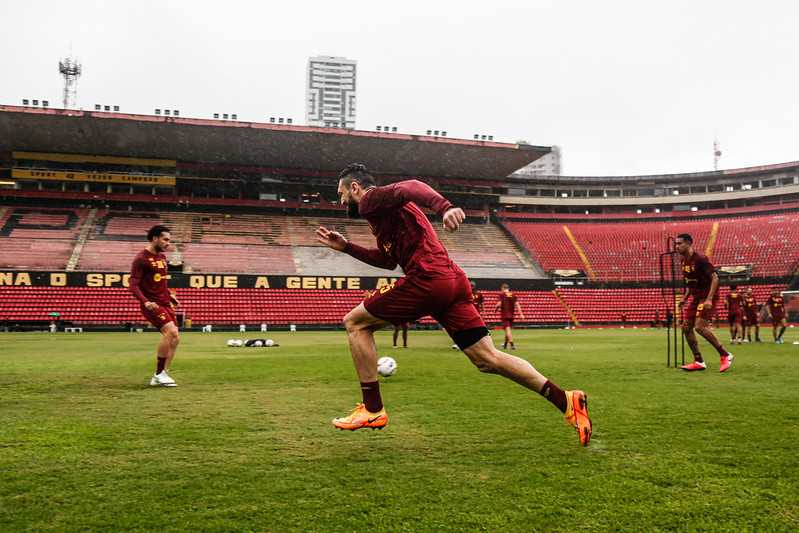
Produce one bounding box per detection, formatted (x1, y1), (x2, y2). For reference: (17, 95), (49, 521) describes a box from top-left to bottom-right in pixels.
(339, 163), (375, 188)
(147, 224), (170, 241)
(730, 284), (737, 291)
(676, 233), (693, 244)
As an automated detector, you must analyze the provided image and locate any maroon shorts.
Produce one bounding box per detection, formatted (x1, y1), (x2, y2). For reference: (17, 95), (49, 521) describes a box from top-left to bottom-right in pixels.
(684, 294), (719, 321)
(140, 304), (178, 330)
(771, 312), (786, 325)
(364, 274), (484, 336)
(727, 311), (743, 325)
(501, 318), (515, 329)
(744, 311), (759, 325)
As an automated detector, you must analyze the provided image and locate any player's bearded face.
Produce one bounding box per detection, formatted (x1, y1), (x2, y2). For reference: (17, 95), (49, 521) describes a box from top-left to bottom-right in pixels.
(339, 181), (360, 219)
(346, 197), (360, 218)
(154, 233), (171, 252)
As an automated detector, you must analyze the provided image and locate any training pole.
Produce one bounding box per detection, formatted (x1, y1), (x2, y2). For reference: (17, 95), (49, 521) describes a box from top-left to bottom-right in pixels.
(659, 236), (684, 367)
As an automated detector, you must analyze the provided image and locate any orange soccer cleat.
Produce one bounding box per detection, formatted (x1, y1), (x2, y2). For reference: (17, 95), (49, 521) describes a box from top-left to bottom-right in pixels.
(681, 361), (707, 372)
(332, 403), (388, 431)
(719, 353), (734, 372)
(564, 390), (592, 446)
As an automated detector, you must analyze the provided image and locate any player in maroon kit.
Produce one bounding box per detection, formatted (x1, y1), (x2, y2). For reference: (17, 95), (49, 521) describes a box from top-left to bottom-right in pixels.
(470, 281), (484, 317)
(316, 164), (591, 446)
(766, 288), (788, 343)
(130, 225), (181, 387)
(495, 283), (525, 349)
(675, 234), (734, 372)
(743, 287), (763, 342)
(725, 284), (744, 345)
(392, 323), (409, 349)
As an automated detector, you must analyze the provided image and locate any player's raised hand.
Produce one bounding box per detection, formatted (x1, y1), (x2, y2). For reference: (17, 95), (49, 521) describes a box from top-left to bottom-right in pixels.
(443, 207), (465, 233)
(316, 226), (348, 251)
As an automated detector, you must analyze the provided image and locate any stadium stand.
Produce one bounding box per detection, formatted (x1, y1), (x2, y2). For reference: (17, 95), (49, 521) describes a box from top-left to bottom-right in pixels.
(502, 214), (799, 282)
(556, 284), (782, 326)
(0, 207), (89, 269)
(0, 286), (576, 328)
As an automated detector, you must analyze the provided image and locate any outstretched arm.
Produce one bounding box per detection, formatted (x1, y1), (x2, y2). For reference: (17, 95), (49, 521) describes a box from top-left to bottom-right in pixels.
(316, 226), (398, 270)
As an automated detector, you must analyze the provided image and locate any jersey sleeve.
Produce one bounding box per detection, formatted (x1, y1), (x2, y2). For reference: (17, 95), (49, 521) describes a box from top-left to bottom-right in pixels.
(362, 180), (454, 218)
(343, 242), (399, 270)
(129, 255), (148, 304)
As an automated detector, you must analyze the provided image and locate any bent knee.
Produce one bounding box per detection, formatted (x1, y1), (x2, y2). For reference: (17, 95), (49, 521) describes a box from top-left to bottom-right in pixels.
(342, 312), (360, 332)
(467, 351), (502, 374)
(472, 360), (499, 374)
(694, 325), (711, 336)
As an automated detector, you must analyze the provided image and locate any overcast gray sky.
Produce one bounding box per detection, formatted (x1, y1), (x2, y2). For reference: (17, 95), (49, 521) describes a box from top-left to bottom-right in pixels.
(2, 0), (798, 176)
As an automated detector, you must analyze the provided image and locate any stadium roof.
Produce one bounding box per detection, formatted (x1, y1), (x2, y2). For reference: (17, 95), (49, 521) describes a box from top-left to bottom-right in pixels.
(0, 106), (549, 181)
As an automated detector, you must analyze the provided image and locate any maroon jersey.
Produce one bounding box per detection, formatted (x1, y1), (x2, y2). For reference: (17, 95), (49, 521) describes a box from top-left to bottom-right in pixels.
(498, 290), (518, 320)
(743, 295), (759, 317)
(726, 291), (743, 314)
(343, 180), (462, 279)
(130, 249), (171, 306)
(767, 295), (786, 320)
(472, 292), (484, 312)
(681, 251), (717, 299)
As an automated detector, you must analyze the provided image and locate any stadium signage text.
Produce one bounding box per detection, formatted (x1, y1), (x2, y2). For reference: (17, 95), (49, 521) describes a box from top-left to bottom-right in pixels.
(0, 271), (397, 291)
(11, 169), (177, 186)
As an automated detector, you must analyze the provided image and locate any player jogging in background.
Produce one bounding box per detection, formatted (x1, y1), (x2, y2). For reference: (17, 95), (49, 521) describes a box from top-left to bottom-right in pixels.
(316, 164), (592, 446)
(495, 283), (525, 349)
(726, 284), (744, 345)
(675, 233), (734, 372)
(130, 225), (181, 387)
(766, 288), (788, 343)
(743, 287), (763, 342)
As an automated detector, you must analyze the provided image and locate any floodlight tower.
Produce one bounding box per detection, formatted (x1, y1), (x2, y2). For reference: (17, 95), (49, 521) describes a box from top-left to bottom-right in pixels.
(713, 137), (722, 170)
(59, 55), (81, 109)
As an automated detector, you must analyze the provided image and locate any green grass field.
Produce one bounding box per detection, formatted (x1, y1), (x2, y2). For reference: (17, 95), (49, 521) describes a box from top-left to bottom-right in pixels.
(1, 328), (798, 532)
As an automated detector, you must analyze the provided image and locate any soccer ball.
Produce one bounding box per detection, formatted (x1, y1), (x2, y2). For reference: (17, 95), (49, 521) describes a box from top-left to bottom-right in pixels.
(265, 339), (274, 347)
(253, 340), (263, 347)
(235, 339), (243, 347)
(377, 356), (397, 377)
(227, 339), (235, 347)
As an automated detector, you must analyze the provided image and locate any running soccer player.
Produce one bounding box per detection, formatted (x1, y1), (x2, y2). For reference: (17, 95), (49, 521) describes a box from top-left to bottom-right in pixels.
(766, 288), (788, 343)
(726, 284), (744, 345)
(675, 233), (734, 372)
(495, 283), (525, 349)
(316, 164), (592, 446)
(743, 287), (763, 342)
(130, 225), (181, 387)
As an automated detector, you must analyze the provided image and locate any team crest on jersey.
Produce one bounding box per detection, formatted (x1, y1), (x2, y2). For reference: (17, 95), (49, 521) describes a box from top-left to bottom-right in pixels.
(383, 242), (392, 253)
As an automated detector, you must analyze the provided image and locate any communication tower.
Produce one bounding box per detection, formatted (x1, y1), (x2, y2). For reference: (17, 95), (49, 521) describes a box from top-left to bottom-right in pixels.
(713, 137), (722, 170)
(59, 55), (81, 109)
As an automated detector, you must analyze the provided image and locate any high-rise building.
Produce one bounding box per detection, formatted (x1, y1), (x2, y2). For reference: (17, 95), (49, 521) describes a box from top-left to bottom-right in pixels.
(516, 145), (562, 176)
(306, 56), (356, 129)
